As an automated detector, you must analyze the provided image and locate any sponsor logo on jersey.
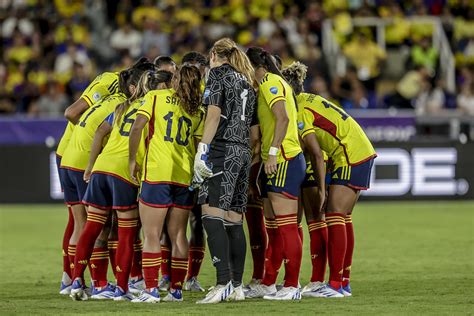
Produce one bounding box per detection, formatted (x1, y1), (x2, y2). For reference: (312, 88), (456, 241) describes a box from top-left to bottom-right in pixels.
(203, 88), (210, 99)
(93, 92), (101, 101)
(270, 86), (278, 94)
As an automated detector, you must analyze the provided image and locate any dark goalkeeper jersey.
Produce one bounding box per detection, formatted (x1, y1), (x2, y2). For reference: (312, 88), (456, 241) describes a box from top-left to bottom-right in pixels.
(202, 63), (257, 146)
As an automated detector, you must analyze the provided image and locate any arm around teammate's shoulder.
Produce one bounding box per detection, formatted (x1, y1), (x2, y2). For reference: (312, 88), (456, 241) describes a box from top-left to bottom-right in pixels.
(64, 98), (89, 124)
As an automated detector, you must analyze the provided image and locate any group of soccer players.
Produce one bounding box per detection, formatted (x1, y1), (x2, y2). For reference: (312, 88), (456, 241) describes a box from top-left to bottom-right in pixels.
(55, 37), (376, 304)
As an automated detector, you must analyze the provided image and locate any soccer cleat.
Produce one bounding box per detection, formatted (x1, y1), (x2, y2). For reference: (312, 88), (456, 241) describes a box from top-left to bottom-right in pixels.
(70, 278), (88, 301)
(162, 289), (183, 302)
(90, 283), (116, 300)
(59, 272), (72, 295)
(128, 278), (145, 295)
(131, 288), (161, 303)
(183, 277), (205, 292)
(158, 276), (170, 291)
(244, 283), (277, 299)
(306, 284), (344, 298)
(227, 285), (245, 301)
(243, 278), (261, 293)
(263, 286), (301, 301)
(301, 281), (325, 296)
(196, 281), (233, 304)
(342, 283), (352, 297)
(276, 281), (301, 291)
(113, 286), (135, 301)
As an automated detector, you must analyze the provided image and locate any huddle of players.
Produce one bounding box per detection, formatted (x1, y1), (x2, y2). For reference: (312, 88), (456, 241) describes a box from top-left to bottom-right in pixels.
(56, 37), (376, 304)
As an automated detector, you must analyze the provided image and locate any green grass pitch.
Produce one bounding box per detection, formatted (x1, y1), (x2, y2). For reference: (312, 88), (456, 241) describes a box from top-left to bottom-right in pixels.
(1, 201), (473, 315)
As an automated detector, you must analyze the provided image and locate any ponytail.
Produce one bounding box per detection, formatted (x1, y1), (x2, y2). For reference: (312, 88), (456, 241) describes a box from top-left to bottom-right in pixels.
(246, 47), (286, 79)
(173, 65), (202, 116)
(211, 38), (255, 86)
(114, 69), (173, 126)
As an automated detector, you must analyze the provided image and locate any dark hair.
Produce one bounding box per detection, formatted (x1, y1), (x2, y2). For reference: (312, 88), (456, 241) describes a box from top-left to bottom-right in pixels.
(154, 55), (176, 69)
(246, 47), (285, 79)
(273, 54), (282, 70)
(114, 70), (173, 126)
(118, 58), (157, 98)
(182, 51), (207, 66)
(173, 65), (202, 116)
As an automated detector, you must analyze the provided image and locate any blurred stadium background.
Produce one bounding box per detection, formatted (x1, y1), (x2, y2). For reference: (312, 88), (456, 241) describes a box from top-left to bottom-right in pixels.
(0, 0), (473, 202)
(0, 1), (473, 314)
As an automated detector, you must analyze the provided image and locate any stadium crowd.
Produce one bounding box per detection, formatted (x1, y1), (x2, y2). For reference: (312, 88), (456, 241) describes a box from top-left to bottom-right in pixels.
(0, 0), (473, 115)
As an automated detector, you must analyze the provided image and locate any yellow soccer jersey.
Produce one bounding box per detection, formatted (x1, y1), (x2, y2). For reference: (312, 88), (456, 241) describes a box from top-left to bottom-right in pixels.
(92, 98), (147, 184)
(61, 94), (127, 171)
(258, 72), (302, 163)
(56, 122), (74, 157)
(56, 72), (119, 157)
(137, 88), (205, 186)
(80, 72), (119, 106)
(297, 93), (376, 167)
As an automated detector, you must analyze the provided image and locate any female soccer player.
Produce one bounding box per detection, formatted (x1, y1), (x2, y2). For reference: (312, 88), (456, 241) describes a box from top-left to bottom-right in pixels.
(193, 38), (257, 304)
(70, 70), (168, 302)
(56, 70), (120, 294)
(181, 51), (208, 292)
(65, 61), (156, 301)
(283, 61), (377, 298)
(128, 65), (204, 303)
(244, 47), (307, 301)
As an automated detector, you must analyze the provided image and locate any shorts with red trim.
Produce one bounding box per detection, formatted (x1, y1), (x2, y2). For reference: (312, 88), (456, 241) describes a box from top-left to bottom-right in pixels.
(82, 172), (138, 210)
(139, 182), (194, 209)
(61, 167), (88, 204)
(259, 152), (306, 199)
(330, 157), (375, 190)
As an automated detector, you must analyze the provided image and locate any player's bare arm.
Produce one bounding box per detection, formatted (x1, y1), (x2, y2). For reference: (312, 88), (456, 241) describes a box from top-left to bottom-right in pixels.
(84, 121), (112, 183)
(128, 114), (148, 184)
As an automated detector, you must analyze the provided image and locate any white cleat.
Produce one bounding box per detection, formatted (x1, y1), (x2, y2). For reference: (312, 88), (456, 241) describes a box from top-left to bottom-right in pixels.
(244, 283), (277, 298)
(306, 284), (344, 298)
(69, 278), (88, 301)
(227, 285), (245, 301)
(59, 272), (72, 295)
(183, 277), (205, 292)
(113, 286), (135, 301)
(243, 278), (261, 293)
(131, 288), (161, 303)
(162, 289), (183, 302)
(263, 286), (301, 301)
(128, 278), (145, 295)
(196, 281), (233, 304)
(302, 281), (325, 296)
(90, 283), (116, 300)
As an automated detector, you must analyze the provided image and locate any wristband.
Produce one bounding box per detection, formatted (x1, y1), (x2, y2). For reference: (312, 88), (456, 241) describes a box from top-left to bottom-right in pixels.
(268, 146), (279, 156)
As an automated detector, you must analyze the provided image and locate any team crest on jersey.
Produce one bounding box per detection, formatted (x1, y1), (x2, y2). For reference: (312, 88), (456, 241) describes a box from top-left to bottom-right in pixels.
(298, 122), (304, 130)
(270, 86), (278, 94)
(92, 92), (101, 101)
(203, 88), (210, 98)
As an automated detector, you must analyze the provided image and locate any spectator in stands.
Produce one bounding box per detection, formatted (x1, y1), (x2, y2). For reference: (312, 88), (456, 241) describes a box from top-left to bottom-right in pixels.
(343, 29), (386, 92)
(142, 18), (170, 56)
(65, 62), (91, 102)
(310, 74), (332, 101)
(415, 79), (446, 115)
(332, 66), (371, 109)
(385, 65), (430, 109)
(54, 42), (90, 81)
(2, 8), (34, 39)
(5, 33), (35, 65)
(110, 22), (142, 58)
(34, 80), (68, 116)
(457, 81), (474, 115)
(383, 2), (411, 47)
(408, 36), (439, 75)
